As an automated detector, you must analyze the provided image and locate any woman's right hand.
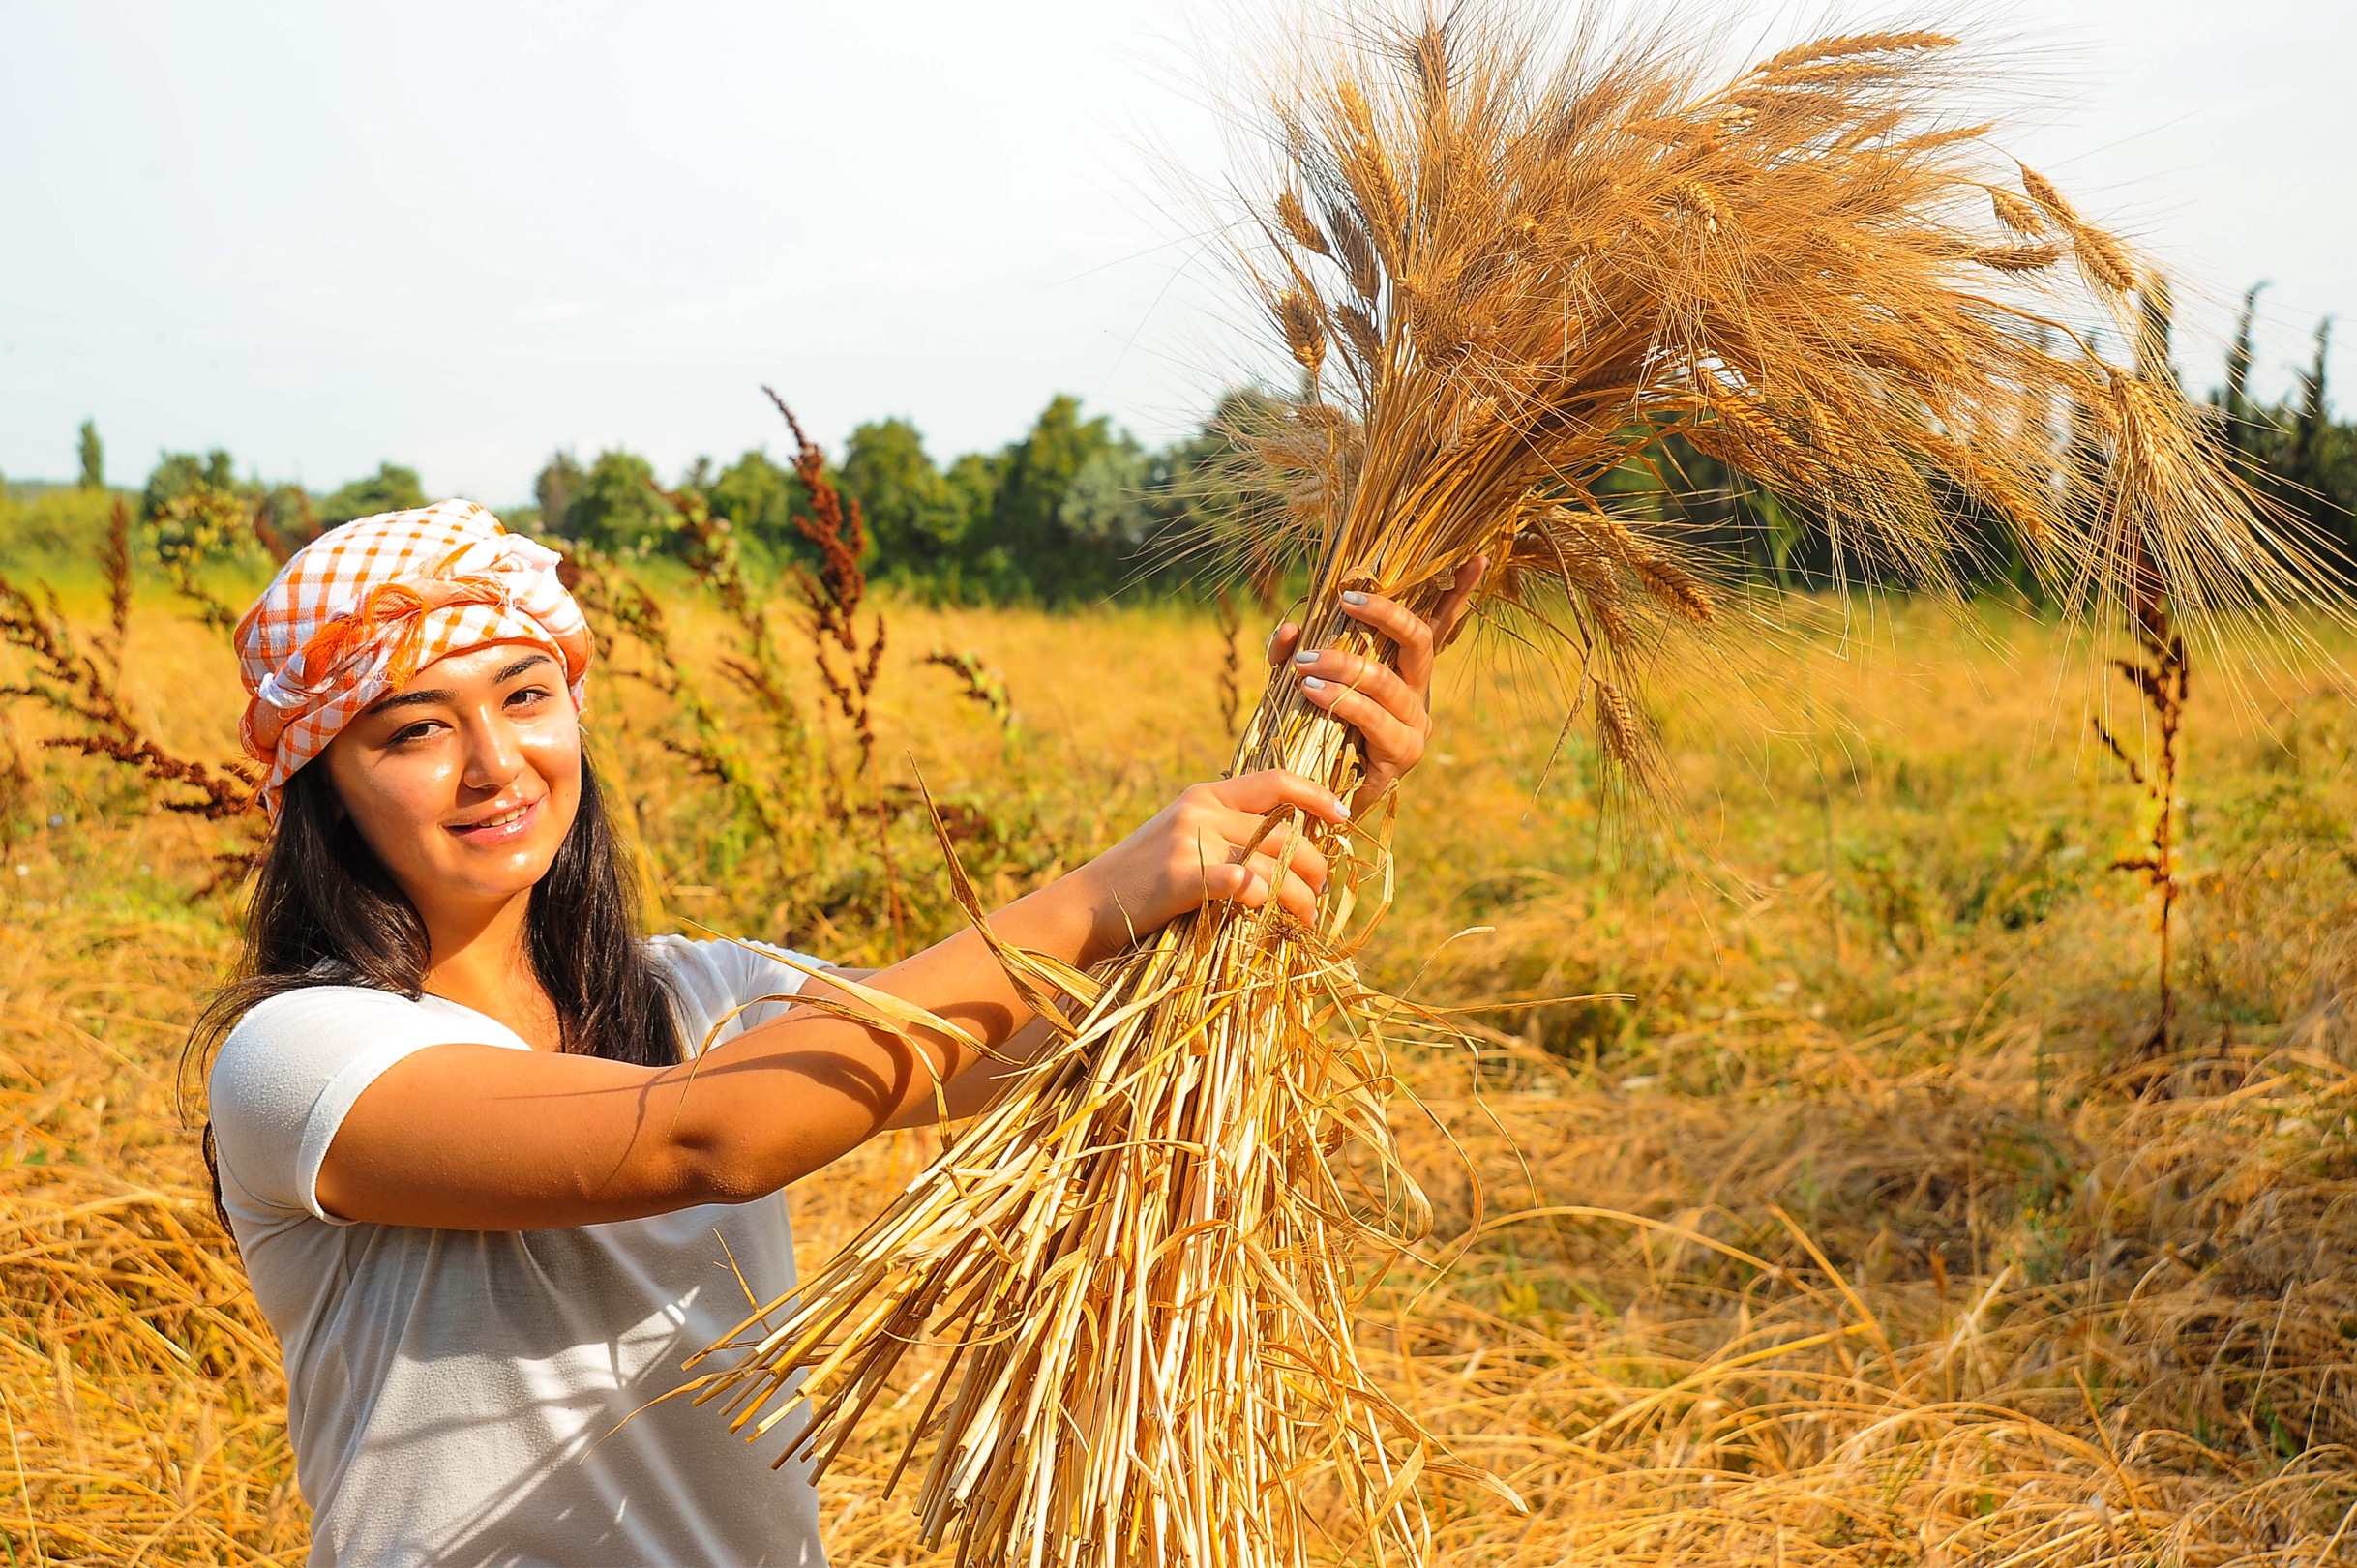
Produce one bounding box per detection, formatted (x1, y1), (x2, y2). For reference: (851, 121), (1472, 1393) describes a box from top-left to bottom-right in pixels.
(1064, 769), (1351, 961)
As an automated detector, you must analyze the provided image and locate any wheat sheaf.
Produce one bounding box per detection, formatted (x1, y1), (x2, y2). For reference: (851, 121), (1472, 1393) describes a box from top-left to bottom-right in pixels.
(683, 9), (2336, 1566)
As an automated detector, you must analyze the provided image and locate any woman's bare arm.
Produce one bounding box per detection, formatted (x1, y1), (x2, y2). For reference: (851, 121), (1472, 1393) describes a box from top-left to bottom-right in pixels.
(881, 1013), (1059, 1130)
(316, 772), (1345, 1230)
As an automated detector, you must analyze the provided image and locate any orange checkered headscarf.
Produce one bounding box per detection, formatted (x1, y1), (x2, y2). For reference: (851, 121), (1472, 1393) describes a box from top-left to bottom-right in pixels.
(234, 501), (592, 818)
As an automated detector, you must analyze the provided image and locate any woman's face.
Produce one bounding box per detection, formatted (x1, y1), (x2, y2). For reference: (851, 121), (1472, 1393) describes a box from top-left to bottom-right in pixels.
(321, 642), (581, 922)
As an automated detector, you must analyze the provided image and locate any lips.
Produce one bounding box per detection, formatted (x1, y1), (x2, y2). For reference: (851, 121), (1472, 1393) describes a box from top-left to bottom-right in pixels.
(445, 795), (545, 844)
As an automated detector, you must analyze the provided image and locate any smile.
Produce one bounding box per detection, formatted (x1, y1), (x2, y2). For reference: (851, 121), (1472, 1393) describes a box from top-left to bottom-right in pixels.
(446, 797), (544, 843)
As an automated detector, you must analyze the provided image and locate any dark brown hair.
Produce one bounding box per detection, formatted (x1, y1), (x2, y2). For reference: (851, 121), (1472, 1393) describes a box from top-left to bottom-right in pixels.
(185, 754), (680, 1228)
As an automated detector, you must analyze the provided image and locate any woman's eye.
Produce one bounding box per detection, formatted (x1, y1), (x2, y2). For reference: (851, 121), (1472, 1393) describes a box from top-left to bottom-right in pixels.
(390, 721), (439, 745)
(507, 685), (552, 708)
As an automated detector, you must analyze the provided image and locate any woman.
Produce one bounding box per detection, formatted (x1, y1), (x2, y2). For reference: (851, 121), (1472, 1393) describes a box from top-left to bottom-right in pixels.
(197, 500), (1480, 1566)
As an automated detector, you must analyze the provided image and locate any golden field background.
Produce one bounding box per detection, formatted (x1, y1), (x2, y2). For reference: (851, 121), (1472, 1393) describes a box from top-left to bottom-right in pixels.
(5, 560), (2357, 1563)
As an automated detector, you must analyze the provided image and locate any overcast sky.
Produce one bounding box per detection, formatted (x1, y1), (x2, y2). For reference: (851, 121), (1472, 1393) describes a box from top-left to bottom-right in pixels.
(2, 1), (2350, 504)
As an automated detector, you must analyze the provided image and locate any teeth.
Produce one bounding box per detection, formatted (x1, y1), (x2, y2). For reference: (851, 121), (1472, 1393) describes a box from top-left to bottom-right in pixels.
(465, 803), (530, 831)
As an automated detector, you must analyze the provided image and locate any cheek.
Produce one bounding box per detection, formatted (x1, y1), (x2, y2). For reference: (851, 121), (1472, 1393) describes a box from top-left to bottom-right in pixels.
(521, 714), (584, 826)
(326, 755), (454, 880)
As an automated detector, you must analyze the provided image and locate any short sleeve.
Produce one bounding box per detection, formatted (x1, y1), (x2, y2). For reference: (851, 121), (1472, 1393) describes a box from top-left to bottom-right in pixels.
(648, 933), (833, 1055)
(208, 987), (522, 1225)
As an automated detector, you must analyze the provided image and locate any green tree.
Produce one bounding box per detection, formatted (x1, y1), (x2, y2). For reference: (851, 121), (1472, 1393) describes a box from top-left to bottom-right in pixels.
(316, 462), (427, 528)
(563, 450), (669, 554)
(981, 395), (1138, 601)
(142, 449), (243, 520)
(933, 451), (1008, 599)
(1124, 389), (1287, 597)
(707, 449), (802, 551)
(2218, 281), (2268, 454)
(1059, 438), (1152, 553)
(77, 421), (104, 490)
(841, 419), (965, 577)
(2293, 318), (2332, 485)
(534, 452), (588, 539)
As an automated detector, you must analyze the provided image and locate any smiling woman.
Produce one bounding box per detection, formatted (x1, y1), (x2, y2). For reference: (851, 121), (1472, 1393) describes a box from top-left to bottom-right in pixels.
(182, 501), (1477, 1564)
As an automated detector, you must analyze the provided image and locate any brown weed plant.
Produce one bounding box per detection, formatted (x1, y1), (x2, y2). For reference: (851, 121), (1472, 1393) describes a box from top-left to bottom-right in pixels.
(575, 390), (921, 946)
(765, 386), (887, 783)
(684, 13), (2347, 1568)
(649, 479), (803, 730)
(0, 501), (257, 827)
(569, 554), (796, 841)
(1214, 586), (1248, 735)
(2093, 588), (2189, 1062)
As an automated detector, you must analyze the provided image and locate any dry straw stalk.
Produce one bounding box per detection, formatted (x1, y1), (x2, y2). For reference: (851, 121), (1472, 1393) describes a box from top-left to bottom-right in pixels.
(686, 8), (2338, 1565)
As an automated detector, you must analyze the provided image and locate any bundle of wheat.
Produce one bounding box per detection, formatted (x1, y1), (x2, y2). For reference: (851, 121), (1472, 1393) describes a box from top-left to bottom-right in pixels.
(684, 9), (2336, 1565)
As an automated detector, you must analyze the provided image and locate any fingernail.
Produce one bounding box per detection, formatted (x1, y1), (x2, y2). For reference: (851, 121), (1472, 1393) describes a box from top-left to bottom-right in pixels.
(1342, 590), (1368, 606)
(1301, 675), (1328, 692)
(1333, 798), (1352, 819)
(1294, 648), (1320, 665)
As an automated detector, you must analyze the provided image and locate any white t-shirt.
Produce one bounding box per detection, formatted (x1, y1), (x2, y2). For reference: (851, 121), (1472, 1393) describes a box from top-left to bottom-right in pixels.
(209, 934), (832, 1568)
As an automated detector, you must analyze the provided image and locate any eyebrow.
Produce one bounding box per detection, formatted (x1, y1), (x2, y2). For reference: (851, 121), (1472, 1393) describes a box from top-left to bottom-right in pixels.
(363, 652), (558, 717)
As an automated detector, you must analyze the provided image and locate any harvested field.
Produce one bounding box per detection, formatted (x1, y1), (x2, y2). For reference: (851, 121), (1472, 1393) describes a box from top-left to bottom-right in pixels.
(5, 577), (2357, 1563)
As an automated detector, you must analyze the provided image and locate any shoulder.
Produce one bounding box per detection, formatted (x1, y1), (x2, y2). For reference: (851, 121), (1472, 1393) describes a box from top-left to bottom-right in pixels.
(208, 982), (508, 1225)
(210, 983), (501, 1105)
(646, 934), (832, 1052)
(215, 984), (436, 1069)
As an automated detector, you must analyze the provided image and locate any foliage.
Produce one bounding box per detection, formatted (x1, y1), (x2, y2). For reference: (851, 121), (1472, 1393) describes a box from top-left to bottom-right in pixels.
(2214, 291), (2357, 546)
(842, 418), (965, 579)
(142, 449), (244, 522)
(0, 501), (260, 838)
(76, 419), (104, 490)
(314, 461), (426, 528)
(550, 449), (670, 555)
(703, 446), (808, 556)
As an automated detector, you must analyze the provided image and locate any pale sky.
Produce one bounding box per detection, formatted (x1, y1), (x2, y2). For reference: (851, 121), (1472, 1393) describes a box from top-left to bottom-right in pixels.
(2, 1), (2351, 505)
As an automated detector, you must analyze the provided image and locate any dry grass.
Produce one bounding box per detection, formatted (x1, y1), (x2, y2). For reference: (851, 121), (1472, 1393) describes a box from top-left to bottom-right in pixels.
(9, 577), (2357, 1562)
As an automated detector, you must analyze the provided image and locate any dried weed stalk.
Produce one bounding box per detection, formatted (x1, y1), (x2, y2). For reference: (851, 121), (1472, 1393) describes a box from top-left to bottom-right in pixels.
(925, 647), (1017, 732)
(0, 503), (256, 826)
(691, 12), (2340, 1566)
(764, 386), (886, 783)
(2093, 581), (2189, 1060)
(1214, 586), (1247, 735)
(566, 551), (790, 839)
(650, 478), (802, 729)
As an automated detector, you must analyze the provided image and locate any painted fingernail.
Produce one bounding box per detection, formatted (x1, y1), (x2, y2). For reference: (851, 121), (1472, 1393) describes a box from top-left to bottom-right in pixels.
(1342, 590), (1369, 606)
(1294, 648), (1321, 665)
(1333, 798), (1352, 819)
(1301, 675), (1328, 692)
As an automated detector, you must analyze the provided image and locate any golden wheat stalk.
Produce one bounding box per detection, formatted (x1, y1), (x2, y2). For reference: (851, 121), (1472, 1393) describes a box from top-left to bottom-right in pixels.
(685, 10), (2337, 1564)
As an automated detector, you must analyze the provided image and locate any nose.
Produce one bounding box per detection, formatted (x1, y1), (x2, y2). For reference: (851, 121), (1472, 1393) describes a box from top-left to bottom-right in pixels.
(458, 705), (527, 795)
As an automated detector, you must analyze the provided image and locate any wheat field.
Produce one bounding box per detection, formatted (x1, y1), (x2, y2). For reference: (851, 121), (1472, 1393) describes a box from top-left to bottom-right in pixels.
(5, 569), (2357, 1564)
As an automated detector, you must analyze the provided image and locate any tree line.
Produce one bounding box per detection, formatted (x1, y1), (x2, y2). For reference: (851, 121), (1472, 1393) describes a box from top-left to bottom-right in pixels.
(30, 288), (2357, 605)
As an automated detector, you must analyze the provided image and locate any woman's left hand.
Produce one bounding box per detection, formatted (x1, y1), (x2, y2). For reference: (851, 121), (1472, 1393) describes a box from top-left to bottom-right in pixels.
(1266, 554), (1487, 814)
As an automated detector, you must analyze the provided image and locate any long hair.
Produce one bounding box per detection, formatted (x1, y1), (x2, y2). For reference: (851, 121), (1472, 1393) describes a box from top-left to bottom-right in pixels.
(185, 753), (681, 1227)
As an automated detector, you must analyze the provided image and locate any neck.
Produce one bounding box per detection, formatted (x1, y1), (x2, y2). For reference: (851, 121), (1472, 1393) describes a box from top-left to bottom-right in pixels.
(419, 891), (561, 1050)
